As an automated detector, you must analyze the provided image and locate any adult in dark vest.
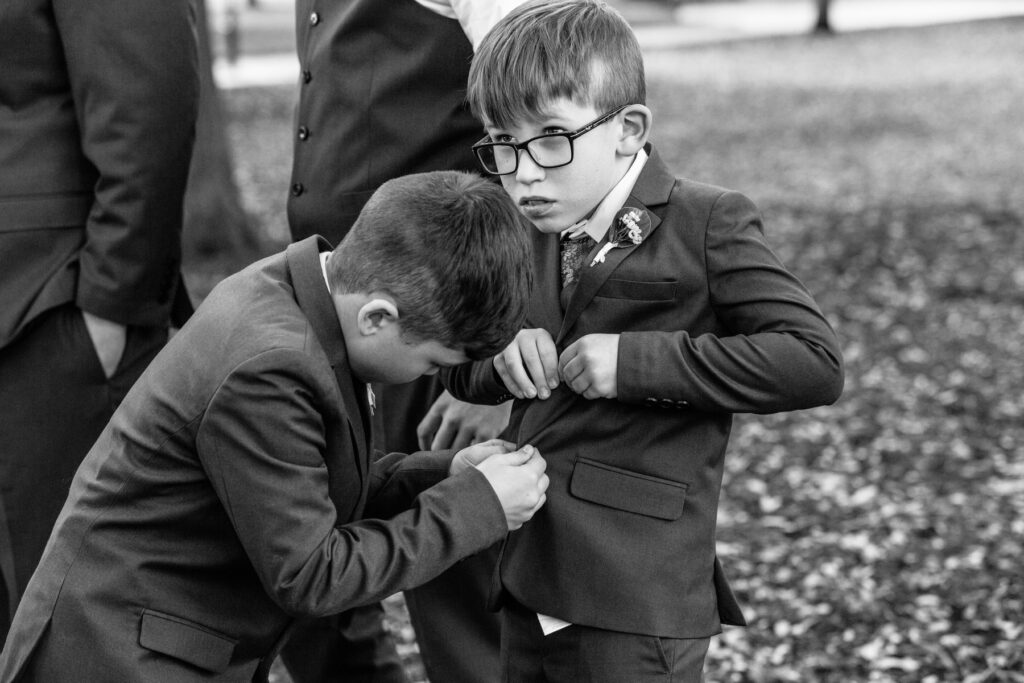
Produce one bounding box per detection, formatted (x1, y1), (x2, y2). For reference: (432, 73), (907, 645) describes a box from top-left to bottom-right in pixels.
(0, 0), (198, 643)
(283, 1), (526, 681)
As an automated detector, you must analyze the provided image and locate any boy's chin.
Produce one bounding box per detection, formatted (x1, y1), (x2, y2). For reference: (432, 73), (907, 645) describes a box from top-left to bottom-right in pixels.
(524, 215), (571, 235)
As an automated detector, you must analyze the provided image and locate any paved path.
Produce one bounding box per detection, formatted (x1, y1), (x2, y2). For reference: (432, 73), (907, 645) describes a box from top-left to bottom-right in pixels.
(213, 0), (1024, 89)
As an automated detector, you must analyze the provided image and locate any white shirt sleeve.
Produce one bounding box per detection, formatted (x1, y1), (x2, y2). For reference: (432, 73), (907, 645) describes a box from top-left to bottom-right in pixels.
(414, 0), (530, 49)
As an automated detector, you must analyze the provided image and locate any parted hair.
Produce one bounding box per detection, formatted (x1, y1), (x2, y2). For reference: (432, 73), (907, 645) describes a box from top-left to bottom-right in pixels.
(327, 171), (532, 360)
(467, 0), (645, 128)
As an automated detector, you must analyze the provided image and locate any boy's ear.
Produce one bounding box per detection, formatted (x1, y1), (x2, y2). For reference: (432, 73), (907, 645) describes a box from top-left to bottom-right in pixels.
(617, 104), (652, 156)
(356, 297), (400, 337)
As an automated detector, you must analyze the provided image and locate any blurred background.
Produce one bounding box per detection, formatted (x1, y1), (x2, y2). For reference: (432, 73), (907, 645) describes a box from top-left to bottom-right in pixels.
(181, 1), (1024, 680)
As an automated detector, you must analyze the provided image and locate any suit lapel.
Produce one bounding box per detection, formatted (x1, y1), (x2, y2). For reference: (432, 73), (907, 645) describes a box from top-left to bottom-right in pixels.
(286, 237), (370, 484)
(555, 147), (676, 345)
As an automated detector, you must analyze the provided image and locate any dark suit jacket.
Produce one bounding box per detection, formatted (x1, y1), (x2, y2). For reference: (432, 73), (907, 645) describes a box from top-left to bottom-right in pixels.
(445, 147), (844, 639)
(0, 237), (508, 682)
(0, 0), (198, 348)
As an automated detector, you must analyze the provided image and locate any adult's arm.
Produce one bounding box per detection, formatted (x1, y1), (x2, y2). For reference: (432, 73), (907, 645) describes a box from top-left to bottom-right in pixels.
(54, 0), (199, 326)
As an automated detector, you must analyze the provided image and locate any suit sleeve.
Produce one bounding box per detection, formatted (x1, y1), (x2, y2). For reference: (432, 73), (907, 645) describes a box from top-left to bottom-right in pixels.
(442, 359), (513, 405)
(196, 349), (507, 617)
(53, 0), (199, 326)
(362, 448), (456, 519)
(617, 190), (844, 413)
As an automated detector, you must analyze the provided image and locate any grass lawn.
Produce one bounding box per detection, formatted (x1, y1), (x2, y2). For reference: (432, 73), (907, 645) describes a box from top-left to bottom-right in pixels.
(216, 17), (1024, 683)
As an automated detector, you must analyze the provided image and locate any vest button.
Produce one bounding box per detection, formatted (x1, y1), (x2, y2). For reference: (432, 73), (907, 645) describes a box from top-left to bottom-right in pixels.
(302, 70), (312, 84)
(291, 183), (304, 197)
(309, 12), (319, 26)
(298, 126), (310, 141)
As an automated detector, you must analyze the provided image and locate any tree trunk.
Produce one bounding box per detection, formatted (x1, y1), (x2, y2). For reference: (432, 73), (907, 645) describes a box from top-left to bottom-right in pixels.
(814, 0), (833, 33)
(183, 0), (265, 279)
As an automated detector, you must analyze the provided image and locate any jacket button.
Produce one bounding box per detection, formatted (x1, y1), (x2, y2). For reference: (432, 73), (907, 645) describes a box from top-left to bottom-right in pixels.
(291, 183), (304, 197)
(309, 12), (320, 25)
(298, 126), (310, 140)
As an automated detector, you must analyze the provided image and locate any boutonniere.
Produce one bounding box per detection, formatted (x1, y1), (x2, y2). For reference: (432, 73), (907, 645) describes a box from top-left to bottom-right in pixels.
(590, 207), (650, 267)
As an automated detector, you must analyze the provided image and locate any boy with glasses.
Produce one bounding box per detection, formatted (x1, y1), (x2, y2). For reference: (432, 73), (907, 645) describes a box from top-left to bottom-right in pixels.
(444, 1), (844, 679)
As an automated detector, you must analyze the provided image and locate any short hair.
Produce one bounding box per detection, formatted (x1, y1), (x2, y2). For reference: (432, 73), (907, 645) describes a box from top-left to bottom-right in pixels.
(468, 0), (645, 129)
(327, 171), (532, 360)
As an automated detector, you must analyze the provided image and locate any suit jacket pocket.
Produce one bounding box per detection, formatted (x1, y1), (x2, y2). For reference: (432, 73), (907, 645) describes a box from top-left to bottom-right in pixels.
(139, 609), (238, 673)
(570, 457), (687, 520)
(595, 278), (677, 301)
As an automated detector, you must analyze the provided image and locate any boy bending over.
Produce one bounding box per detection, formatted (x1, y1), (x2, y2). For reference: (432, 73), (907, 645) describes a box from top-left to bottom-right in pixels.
(0, 171), (548, 682)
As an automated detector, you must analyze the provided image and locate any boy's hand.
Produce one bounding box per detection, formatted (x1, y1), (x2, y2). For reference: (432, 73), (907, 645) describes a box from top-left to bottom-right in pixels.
(417, 391), (512, 450)
(558, 333), (620, 399)
(449, 438), (517, 476)
(494, 328), (560, 400)
(475, 445), (548, 530)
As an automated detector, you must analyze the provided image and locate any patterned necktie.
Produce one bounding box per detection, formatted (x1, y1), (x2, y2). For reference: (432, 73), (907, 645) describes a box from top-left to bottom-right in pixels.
(560, 233), (596, 288)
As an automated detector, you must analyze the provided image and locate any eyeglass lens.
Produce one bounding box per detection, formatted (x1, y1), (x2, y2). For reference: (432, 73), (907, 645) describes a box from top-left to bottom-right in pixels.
(482, 135), (572, 174)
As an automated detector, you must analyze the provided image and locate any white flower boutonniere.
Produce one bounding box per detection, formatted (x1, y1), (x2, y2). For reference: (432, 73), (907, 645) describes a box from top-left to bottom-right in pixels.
(590, 207), (650, 267)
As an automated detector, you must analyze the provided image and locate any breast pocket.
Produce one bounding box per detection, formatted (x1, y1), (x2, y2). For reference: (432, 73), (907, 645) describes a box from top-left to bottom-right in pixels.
(138, 609), (238, 673)
(569, 457), (688, 520)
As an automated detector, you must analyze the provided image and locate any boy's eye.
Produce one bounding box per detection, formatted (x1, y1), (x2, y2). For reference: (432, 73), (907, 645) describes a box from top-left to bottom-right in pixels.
(543, 127), (568, 135)
(491, 133), (515, 143)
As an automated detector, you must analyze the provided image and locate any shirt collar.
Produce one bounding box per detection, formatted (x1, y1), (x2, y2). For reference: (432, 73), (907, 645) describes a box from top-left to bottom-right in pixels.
(319, 251), (332, 291)
(561, 148), (649, 242)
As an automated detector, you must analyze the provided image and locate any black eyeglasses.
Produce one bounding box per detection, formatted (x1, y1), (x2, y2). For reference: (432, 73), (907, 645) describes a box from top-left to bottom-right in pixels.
(472, 105), (629, 176)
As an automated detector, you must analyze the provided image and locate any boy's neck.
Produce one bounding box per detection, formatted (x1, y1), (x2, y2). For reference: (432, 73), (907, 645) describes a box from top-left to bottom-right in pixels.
(562, 149), (648, 242)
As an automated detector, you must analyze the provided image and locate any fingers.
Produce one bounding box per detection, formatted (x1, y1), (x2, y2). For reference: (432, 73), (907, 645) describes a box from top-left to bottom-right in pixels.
(441, 403), (511, 449)
(476, 444), (548, 530)
(448, 430), (475, 451)
(496, 348), (538, 399)
(416, 391), (453, 450)
(475, 441), (514, 457)
(558, 335), (618, 399)
(494, 330), (559, 400)
(461, 439), (517, 462)
(416, 410), (443, 450)
(557, 340), (579, 383)
(507, 477), (548, 531)
(558, 348), (591, 396)
(521, 337), (559, 399)
(429, 419), (459, 450)
(499, 444), (536, 466)
(506, 491), (548, 531)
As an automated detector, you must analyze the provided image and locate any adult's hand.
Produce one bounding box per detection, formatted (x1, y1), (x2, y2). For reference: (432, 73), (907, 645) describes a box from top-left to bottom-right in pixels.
(81, 310), (127, 379)
(475, 445), (548, 530)
(417, 391), (512, 450)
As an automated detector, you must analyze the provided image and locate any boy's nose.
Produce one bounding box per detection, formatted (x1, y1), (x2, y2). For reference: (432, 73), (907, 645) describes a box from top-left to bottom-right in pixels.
(514, 149), (545, 183)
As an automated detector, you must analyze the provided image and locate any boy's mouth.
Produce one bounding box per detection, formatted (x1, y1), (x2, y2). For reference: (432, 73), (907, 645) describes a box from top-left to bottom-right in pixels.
(519, 196), (553, 218)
